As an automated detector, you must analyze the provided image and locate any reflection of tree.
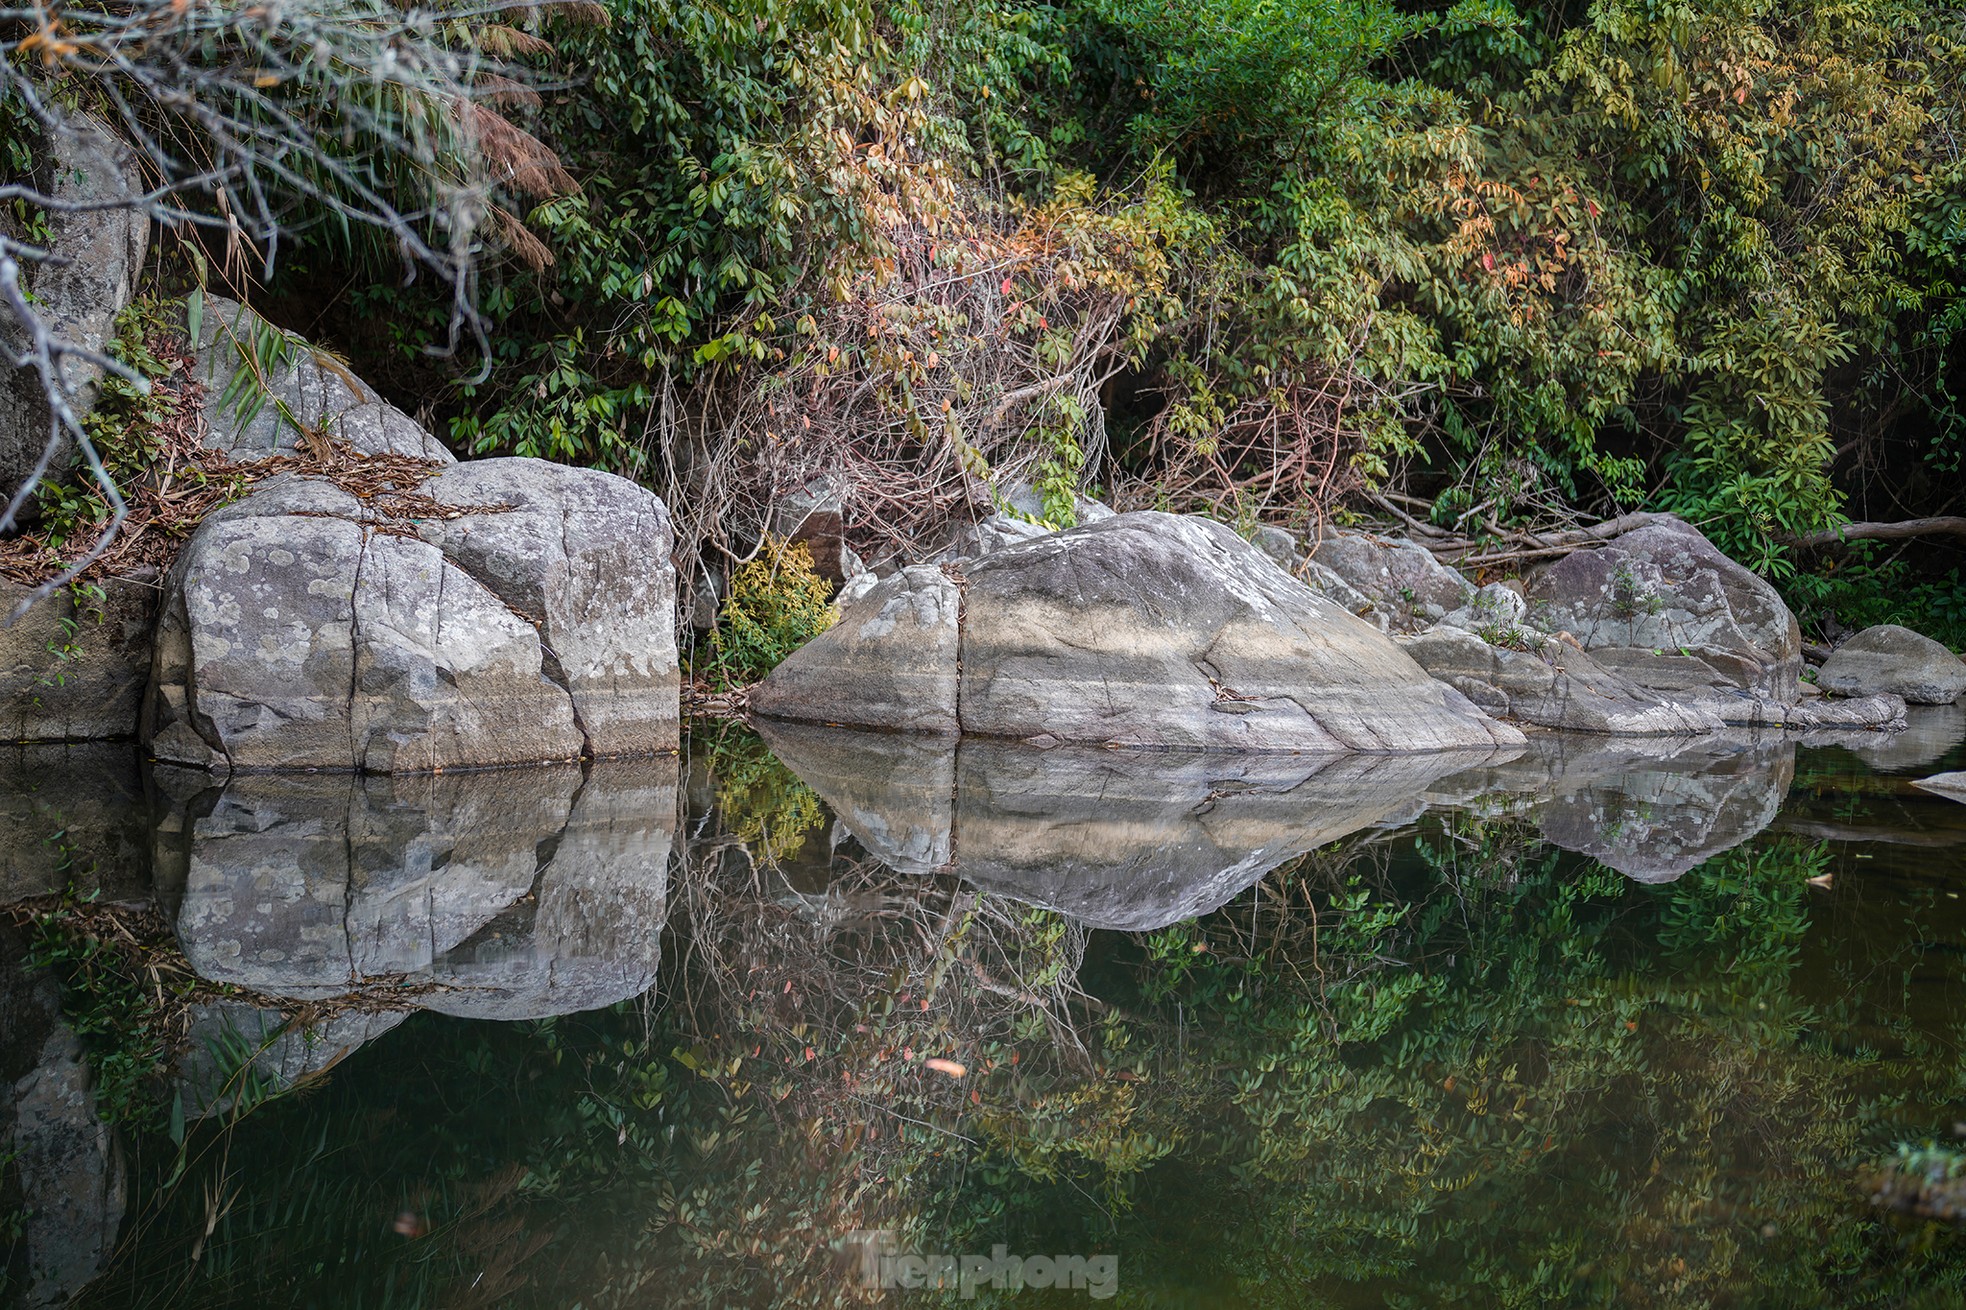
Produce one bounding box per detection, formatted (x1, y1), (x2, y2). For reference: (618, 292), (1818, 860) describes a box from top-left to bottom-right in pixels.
(69, 774), (1966, 1308)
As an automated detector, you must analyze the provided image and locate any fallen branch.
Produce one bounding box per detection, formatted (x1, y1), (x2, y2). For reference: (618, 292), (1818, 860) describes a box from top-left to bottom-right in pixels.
(1783, 517), (1966, 549)
(1356, 497), (1678, 568)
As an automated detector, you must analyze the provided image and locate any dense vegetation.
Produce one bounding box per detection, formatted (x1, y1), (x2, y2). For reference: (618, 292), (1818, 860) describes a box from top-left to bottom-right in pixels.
(5, 0), (1963, 636)
(246, 0), (1965, 631)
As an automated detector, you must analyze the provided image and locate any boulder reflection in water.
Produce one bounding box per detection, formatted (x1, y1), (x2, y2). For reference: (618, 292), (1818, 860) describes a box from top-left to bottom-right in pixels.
(155, 760), (677, 1022)
(756, 722), (1514, 931)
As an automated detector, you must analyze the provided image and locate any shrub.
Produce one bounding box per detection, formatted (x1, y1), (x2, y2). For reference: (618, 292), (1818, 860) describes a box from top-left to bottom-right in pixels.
(704, 535), (838, 688)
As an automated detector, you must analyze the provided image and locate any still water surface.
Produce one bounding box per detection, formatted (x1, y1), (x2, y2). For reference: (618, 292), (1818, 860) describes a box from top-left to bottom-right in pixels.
(5, 708), (1966, 1307)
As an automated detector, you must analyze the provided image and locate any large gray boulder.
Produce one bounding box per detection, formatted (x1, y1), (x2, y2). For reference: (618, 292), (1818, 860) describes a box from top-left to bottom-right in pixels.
(1, 108), (149, 505)
(753, 512), (1524, 754)
(186, 297), (452, 464)
(1304, 527), (1472, 632)
(755, 563), (961, 735)
(1401, 625), (1724, 735)
(160, 759), (676, 1019)
(1524, 517), (1797, 700)
(1818, 625), (1966, 706)
(143, 459), (677, 771)
(0, 573), (157, 742)
(758, 722), (1511, 930)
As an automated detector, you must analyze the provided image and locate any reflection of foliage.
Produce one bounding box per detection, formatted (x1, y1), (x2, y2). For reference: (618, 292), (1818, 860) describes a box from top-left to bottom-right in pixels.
(1868, 1144), (1966, 1223)
(73, 789), (1966, 1308)
(16, 890), (179, 1131)
(701, 724), (828, 863)
(703, 535), (838, 689)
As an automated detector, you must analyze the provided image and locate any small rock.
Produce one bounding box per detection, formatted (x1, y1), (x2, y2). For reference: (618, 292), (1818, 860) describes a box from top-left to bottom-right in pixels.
(1915, 772), (1966, 804)
(1818, 624), (1966, 706)
(1400, 625), (1725, 735)
(186, 297), (453, 464)
(1248, 525), (1302, 569)
(1307, 528), (1470, 633)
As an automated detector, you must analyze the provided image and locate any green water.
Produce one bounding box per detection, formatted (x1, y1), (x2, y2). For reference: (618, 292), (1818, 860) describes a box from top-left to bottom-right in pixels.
(6, 711), (1966, 1308)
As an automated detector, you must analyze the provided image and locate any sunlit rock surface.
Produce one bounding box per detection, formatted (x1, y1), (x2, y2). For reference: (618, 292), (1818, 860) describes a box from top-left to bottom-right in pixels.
(144, 461), (679, 771)
(755, 512), (1525, 753)
(0, 744), (148, 906)
(757, 722), (1513, 929)
(158, 760), (676, 1020)
(1425, 731), (1797, 882)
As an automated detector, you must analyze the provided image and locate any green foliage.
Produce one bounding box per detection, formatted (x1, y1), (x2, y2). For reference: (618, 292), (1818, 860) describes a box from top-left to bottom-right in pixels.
(31, 300), (181, 556)
(1786, 557), (1966, 650)
(703, 535), (837, 687)
(22, 890), (174, 1132)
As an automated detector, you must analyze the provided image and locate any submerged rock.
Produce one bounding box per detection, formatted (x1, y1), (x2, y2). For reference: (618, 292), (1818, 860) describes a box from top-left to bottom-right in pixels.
(159, 759), (676, 1019)
(1, 924), (125, 1307)
(144, 460), (678, 771)
(758, 721), (1512, 930)
(0, 743), (148, 906)
(754, 511), (1524, 753)
(1818, 625), (1966, 706)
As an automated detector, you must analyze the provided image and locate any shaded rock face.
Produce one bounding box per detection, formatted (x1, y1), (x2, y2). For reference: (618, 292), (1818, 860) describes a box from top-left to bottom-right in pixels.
(144, 460), (678, 771)
(174, 1002), (409, 1119)
(770, 474), (852, 583)
(187, 297), (453, 464)
(758, 722), (1512, 930)
(1819, 625), (1966, 706)
(755, 512), (1524, 754)
(1, 925), (126, 1308)
(1524, 518), (1801, 705)
(158, 758), (676, 1020)
(1401, 626), (1724, 736)
(0, 575), (158, 742)
(1305, 528), (1471, 633)
(1425, 731), (1795, 881)
(0, 744), (148, 906)
(1, 109), (149, 505)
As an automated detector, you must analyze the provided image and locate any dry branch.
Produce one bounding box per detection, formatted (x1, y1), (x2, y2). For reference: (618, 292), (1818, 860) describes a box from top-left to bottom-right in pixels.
(1783, 517), (1966, 549)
